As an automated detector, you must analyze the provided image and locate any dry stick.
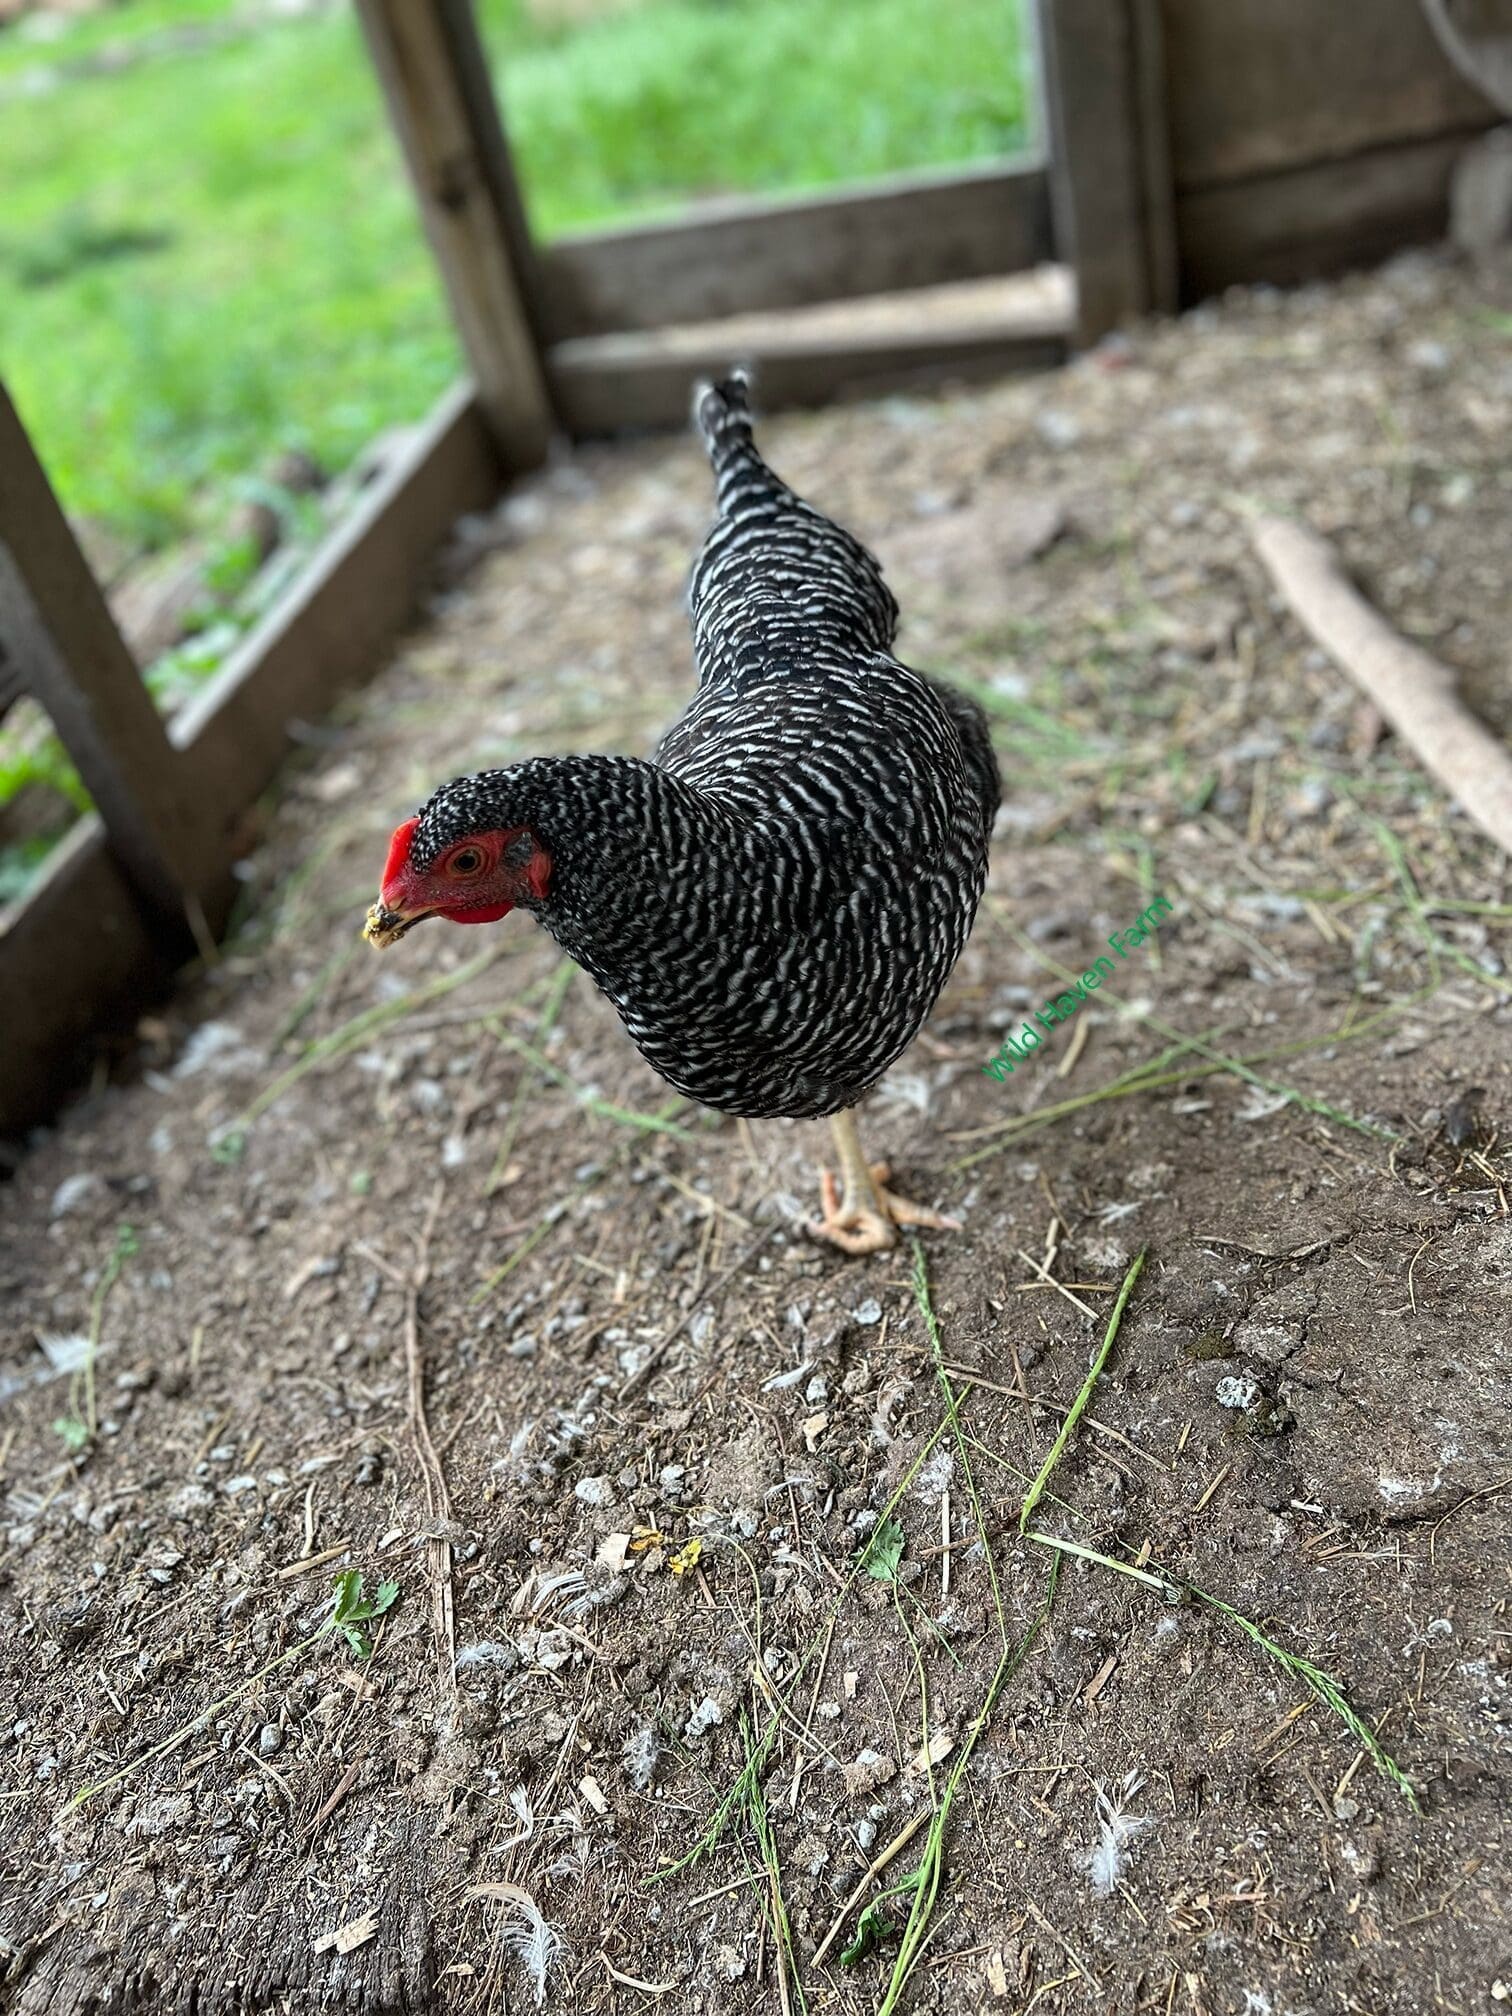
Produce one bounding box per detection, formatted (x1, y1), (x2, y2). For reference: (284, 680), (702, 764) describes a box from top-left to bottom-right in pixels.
(405, 1184), (457, 1697)
(1251, 513), (1512, 857)
(1018, 1251), (1146, 1534)
(810, 1809), (935, 1971)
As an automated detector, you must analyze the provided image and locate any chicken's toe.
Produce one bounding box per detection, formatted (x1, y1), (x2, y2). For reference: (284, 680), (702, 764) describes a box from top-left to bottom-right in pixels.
(807, 1200), (899, 1255)
(873, 1182), (962, 1234)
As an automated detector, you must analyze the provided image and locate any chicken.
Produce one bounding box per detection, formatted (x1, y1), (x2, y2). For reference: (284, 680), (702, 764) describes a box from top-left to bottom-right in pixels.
(365, 373), (999, 1253)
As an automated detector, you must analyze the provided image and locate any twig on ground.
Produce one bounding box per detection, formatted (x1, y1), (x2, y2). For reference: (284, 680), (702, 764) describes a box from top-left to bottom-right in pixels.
(404, 1183), (456, 1697)
(1251, 511), (1512, 856)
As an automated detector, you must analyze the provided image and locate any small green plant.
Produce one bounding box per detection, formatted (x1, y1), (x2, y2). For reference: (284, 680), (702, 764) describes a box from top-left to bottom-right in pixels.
(858, 1517), (905, 1584)
(330, 1568), (400, 1659)
(840, 1874), (924, 1968)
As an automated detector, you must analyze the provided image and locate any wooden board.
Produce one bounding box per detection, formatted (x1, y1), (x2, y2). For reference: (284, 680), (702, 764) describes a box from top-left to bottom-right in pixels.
(0, 817), (174, 1141)
(354, 0), (555, 467)
(0, 382), (500, 1141)
(1176, 131), (1471, 297)
(0, 385), (213, 923)
(1162, 0), (1494, 191)
(547, 281), (1071, 435)
(1035, 0), (1176, 342)
(0, 644), (20, 725)
(535, 161), (1054, 340)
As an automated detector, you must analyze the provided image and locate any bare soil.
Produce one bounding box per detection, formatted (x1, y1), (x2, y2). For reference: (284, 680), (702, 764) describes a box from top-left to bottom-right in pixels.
(2, 247), (1510, 2016)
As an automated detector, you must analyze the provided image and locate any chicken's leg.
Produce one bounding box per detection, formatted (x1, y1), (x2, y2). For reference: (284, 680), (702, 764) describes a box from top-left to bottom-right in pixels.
(808, 1107), (961, 1256)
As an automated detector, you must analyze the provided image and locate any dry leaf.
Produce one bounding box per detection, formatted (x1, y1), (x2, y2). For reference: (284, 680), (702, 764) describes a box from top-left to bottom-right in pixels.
(909, 1727), (956, 1775)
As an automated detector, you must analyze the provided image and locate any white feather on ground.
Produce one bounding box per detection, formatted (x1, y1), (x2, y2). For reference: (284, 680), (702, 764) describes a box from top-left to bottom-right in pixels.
(468, 1882), (562, 2009)
(1085, 1771), (1155, 1898)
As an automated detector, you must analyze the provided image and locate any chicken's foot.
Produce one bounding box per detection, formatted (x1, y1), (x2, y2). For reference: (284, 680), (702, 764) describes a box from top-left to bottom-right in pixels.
(807, 1107), (960, 1256)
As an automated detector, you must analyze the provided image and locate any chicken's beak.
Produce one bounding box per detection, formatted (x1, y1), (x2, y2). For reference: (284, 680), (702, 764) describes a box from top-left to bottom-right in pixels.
(363, 900), (426, 949)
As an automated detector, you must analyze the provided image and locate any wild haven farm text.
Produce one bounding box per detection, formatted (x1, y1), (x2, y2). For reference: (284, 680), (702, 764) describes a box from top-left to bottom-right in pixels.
(982, 896), (1174, 1079)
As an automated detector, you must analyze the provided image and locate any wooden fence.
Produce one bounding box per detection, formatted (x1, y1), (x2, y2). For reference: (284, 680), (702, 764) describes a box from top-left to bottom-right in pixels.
(0, 0), (1501, 1138)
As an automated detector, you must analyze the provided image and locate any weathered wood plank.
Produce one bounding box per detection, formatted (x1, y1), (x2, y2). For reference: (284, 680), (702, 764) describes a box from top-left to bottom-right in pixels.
(1129, 0), (1178, 317)
(1423, 0), (1512, 118)
(1036, 0), (1175, 342)
(549, 308), (1069, 437)
(0, 644), (20, 723)
(1176, 132), (1471, 298)
(0, 382), (500, 1140)
(0, 385), (212, 922)
(173, 383), (499, 820)
(1162, 0), (1494, 191)
(0, 818), (174, 1141)
(354, 0), (555, 467)
(535, 161), (1054, 340)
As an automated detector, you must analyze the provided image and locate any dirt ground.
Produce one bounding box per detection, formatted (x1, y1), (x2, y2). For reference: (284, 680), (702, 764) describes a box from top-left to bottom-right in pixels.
(3, 247), (1511, 2016)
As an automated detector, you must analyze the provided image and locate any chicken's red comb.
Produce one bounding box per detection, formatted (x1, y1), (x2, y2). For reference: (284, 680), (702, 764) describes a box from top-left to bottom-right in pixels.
(382, 816), (419, 888)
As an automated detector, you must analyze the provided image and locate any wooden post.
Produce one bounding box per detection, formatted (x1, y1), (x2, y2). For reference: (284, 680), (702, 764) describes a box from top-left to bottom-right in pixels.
(356, 0), (556, 468)
(1035, 0), (1177, 343)
(0, 385), (215, 926)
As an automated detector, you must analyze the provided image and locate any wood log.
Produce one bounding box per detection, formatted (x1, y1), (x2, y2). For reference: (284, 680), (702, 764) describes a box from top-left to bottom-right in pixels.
(1252, 513), (1512, 856)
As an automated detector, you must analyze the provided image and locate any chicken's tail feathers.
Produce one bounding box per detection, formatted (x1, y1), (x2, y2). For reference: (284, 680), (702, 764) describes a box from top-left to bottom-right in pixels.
(692, 366), (755, 457)
(693, 366), (783, 516)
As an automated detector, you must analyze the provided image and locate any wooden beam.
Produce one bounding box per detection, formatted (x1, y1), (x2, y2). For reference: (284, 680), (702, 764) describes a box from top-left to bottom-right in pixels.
(355, 0), (555, 467)
(0, 644), (21, 725)
(1175, 131), (1473, 297)
(0, 817), (174, 1140)
(548, 297), (1070, 436)
(0, 384), (213, 923)
(1035, 0), (1176, 343)
(0, 380), (500, 1140)
(535, 161), (1055, 341)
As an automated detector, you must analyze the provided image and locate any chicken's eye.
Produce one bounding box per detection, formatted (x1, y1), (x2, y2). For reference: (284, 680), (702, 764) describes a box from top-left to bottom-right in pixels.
(449, 847), (484, 877)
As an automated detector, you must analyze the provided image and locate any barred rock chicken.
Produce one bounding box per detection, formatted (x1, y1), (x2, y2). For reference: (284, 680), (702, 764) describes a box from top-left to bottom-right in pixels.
(365, 374), (998, 1253)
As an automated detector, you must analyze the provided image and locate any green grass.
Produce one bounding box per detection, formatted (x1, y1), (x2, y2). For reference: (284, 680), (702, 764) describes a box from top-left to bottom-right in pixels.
(0, 0), (1026, 555)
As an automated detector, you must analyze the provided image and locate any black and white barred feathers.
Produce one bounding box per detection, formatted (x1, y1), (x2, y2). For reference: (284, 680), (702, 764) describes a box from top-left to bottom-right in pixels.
(408, 372), (1000, 1119)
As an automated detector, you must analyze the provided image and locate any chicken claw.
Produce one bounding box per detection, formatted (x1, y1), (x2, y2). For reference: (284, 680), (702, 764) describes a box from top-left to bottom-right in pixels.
(806, 1113), (961, 1257)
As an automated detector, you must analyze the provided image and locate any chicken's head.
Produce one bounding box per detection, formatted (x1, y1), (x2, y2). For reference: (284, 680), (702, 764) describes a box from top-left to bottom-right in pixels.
(363, 786), (551, 949)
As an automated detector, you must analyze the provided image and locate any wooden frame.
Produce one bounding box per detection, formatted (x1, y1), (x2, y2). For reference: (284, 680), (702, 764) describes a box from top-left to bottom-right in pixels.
(534, 160), (1054, 340)
(0, 386), (499, 1138)
(354, 0), (555, 465)
(0, 387), (217, 926)
(1036, 0), (1177, 343)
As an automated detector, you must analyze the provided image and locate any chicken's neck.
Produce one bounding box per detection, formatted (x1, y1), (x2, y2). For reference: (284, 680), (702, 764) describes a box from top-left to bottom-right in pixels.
(485, 752), (768, 987)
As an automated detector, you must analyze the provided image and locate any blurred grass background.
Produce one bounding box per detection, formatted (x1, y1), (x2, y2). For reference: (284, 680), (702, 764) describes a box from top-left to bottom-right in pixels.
(0, 0), (1029, 557)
